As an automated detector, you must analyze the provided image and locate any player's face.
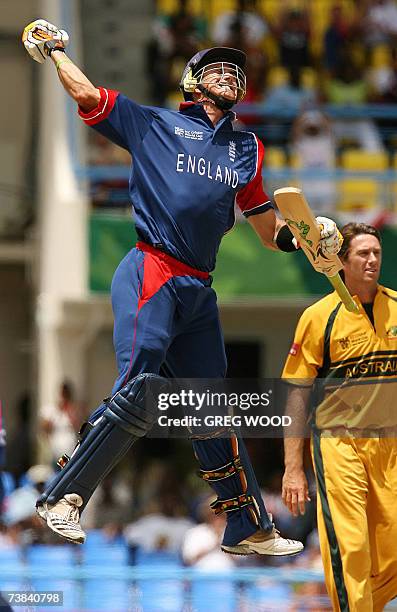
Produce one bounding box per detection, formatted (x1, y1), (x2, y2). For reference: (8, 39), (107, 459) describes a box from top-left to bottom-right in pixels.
(200, 63), (239, 101)
(343, 234), (382, 288)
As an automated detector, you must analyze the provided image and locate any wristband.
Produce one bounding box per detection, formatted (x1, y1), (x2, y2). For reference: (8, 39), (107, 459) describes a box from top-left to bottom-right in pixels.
(44, 39), (66, 57)
(275, 224), (299, 252)
(56, 58), (71, 71)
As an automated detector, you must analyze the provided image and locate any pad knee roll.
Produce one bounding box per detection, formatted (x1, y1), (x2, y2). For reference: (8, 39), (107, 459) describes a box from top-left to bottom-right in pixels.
(38, 373), (167, 508)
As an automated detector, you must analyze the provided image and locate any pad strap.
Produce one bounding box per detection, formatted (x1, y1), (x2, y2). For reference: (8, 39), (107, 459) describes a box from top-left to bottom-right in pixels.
(198, 457), (243, 482)
(56, 421), (94, 469)
(210, 493), (258, 516)
(44, 40), (66, 57)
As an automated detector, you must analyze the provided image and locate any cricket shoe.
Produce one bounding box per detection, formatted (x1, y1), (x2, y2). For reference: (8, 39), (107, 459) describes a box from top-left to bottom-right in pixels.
(221, 527), (303, 556)
(36, 493), (86, 544)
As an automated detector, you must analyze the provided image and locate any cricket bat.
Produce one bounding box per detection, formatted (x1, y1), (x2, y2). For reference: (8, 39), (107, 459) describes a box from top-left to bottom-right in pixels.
(274, 187), (359, 313)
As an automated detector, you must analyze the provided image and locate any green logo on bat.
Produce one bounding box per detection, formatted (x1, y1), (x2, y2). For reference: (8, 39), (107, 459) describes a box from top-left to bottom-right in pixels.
(285, 218), (313, 247)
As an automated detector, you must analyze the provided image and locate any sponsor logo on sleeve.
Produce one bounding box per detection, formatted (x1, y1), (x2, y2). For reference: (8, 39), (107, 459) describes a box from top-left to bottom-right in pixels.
(175, 126), (204, 140)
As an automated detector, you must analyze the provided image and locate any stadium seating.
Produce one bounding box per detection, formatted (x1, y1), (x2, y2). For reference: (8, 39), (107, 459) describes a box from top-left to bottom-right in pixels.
(264, 147), (286, 168)
(0, 547), (25, 593)
(25, 545), (79, 610)
(341, 149), (389, 172)
(189, 577), (236, 612)
(338, 178), (379, 212)
(81, 543), (131, 611)
(245, 580), (294, 611)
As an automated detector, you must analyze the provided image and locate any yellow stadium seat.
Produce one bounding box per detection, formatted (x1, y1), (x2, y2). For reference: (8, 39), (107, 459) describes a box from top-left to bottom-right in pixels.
(266, 65), (289, 88)
(157, 0), (177, 13)
(290, 152), (302, 170)
(338, 178), (379, 212)
(341, 150), (389, 171)
(209, 0), (234, 18)
(157, 0), (205, 15)
(371, 44), (392, 68)
(265, 147), (286, 168)
(301, 67), (317, 90)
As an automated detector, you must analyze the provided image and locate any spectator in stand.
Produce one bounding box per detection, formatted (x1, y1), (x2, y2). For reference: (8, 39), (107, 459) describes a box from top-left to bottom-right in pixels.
(326, 47), (384, 151)
(82, 473), (134, 530)
(212, 0), (268, 104)
(146, 0), (205, 105)
(361, 0), (397, 48)
(291, 109), (337, 215)
(323, 5), (358, 76)
(124, 492), (193, 555)
(39, 380), (81, 468)
(272, 8), (311, 74)
(182, 495), (235, 569)
(377, 46), (397, 101)
(212, 0), (268, 49)
(2, 465), (59, 546)
(263, 65), (317, 114)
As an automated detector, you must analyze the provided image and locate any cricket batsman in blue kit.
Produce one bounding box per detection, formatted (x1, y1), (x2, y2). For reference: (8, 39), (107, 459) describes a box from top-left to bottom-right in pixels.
(23, 20), (342, 554)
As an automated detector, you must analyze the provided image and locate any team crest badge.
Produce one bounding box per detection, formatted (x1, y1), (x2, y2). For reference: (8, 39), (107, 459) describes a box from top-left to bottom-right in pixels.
(338, 337), (351, 350)
(229, 141), (236, 162)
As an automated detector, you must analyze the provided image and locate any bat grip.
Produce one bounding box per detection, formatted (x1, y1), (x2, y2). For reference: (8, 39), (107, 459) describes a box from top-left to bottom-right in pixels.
(328, 274), (359, 313)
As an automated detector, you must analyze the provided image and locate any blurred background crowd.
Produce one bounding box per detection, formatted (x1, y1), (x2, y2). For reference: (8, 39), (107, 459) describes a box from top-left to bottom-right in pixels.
(87, 0), (397, 227)
(2, 0), (397, 610)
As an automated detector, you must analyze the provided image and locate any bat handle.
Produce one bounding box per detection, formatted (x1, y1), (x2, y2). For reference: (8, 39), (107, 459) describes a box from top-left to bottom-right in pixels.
(328, 274), (360, 313)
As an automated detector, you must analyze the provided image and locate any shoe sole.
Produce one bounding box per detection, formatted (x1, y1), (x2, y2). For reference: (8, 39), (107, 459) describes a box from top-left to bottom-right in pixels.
(221, 544), (303, 556)
(36, 505), (86, 545)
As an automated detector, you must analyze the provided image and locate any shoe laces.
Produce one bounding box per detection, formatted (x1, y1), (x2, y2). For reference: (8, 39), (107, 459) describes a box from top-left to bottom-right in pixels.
(55, 498), (80, 524)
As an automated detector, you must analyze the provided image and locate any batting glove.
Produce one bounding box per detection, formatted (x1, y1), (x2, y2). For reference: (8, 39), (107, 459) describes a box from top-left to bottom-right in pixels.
(316, 216), (343, 255)
(22, 19), (69, 64)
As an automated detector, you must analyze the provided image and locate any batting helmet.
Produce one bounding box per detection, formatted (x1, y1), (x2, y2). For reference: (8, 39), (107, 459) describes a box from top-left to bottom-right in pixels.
(180, 47), (247, 111)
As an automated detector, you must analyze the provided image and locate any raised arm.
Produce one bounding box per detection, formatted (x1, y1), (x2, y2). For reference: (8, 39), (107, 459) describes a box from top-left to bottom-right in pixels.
(50, 51), (100, 112)
(22, 18), (100, 111)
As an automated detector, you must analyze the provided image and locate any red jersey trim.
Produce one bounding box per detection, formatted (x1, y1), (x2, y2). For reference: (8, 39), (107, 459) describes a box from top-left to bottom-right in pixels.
(236, 134), (270, 215)
(78, 87), (119, 126)
(179, 102), (196, 110)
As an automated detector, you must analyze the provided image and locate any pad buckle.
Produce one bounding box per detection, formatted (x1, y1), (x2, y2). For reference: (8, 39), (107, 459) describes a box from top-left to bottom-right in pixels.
(78, 421), (94, 442)
(57, 454), (70, 469)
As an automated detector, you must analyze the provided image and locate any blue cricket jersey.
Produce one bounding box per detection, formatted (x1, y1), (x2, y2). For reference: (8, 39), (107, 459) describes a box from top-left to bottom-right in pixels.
(79, 87), (272, 272)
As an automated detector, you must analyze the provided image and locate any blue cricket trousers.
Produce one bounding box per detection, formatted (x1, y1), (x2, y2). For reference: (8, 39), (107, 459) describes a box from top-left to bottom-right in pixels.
(89, 242), (271, 545)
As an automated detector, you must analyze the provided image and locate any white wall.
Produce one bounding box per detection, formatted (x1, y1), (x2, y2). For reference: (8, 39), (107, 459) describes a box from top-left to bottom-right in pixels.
(36, 0), (89, 428)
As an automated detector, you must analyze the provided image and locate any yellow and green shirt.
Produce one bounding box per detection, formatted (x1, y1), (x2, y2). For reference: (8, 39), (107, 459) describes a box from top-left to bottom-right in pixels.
(282, 285), (397, 430)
